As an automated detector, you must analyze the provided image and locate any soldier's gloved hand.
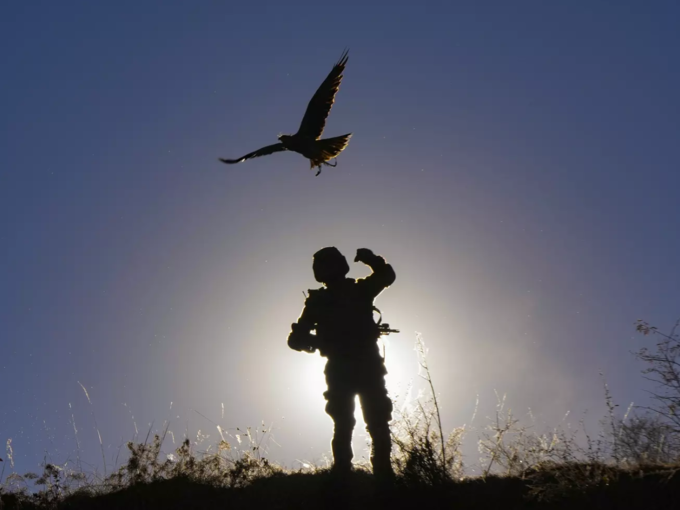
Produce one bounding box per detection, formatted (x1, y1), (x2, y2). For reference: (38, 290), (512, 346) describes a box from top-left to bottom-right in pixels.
(288, 324), (317, 353)
(354, 248), (376, 264)
(289, 335), (314, 353)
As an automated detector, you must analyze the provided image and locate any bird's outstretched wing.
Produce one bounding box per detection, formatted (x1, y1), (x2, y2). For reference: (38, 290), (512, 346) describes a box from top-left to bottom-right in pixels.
(219, 143), (287, 164)
(296, 49), (348, 140)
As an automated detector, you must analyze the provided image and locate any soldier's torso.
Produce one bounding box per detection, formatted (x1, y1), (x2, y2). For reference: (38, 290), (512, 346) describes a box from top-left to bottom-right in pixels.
(307, 278), (380, 359)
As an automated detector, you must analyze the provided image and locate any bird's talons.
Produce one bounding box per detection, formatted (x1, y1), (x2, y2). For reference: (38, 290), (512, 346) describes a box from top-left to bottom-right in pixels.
(315, 160), (337, 176)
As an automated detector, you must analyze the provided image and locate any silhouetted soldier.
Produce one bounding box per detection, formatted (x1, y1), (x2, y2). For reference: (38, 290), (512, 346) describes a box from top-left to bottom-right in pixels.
(288, 247), (396, 479)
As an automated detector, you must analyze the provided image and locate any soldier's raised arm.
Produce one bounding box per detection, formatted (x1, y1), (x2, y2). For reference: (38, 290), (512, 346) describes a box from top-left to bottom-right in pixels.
(354, 248), (396, 299)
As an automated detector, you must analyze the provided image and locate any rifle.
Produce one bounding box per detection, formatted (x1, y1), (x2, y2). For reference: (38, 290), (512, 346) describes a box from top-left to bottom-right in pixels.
(373, 306), (399, 361)
(373, 306), (399, 335)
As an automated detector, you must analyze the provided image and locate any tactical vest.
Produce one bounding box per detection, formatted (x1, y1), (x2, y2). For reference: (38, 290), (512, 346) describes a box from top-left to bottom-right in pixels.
(305, 279), (381, 358)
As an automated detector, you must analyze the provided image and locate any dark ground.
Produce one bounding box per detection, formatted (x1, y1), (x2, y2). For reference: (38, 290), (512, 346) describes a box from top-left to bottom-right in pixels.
(2, 464), (679, 510)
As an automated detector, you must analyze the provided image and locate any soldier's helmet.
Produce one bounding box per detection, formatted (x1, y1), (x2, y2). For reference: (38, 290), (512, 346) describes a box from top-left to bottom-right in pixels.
(312, 247), (349, 284)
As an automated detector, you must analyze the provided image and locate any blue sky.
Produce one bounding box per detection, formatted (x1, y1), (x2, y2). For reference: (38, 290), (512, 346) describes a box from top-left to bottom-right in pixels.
(1, 1), (679, 475)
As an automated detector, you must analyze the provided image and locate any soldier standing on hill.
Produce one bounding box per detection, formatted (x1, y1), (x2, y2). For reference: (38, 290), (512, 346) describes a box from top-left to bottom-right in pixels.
(287, 247), (397, 479)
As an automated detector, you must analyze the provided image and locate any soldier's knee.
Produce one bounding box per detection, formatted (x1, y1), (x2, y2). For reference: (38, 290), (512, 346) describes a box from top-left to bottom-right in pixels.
(324, 391), (356, 428)
(362, 393), (393, 430)
(327, 406), (356, 429)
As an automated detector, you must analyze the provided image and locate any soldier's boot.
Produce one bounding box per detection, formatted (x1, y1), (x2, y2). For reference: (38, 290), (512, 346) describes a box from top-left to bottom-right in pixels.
(330, 425), (354, 476)
(369, 426), (394, 482)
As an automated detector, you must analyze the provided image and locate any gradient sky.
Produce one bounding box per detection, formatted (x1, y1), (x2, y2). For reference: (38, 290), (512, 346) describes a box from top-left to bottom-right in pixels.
(2, 1), (679, 476)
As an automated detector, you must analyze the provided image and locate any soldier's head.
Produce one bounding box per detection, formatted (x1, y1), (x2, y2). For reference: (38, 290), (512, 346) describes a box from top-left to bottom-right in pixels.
(313, 247), (349, 285)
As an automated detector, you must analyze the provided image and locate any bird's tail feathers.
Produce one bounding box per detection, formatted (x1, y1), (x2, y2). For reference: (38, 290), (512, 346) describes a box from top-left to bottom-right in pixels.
(311, 133), (352, 168)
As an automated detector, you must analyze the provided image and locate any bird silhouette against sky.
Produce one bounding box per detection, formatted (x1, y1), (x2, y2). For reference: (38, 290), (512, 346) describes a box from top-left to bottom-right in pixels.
(219, 50), (352, 176)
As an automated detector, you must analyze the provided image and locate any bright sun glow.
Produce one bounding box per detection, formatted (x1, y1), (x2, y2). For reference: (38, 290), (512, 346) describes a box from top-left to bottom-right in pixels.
(300, 353), (329, 406)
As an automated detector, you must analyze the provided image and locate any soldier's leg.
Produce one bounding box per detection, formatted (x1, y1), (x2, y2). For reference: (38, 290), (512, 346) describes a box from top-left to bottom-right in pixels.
(324, 389), (356, 472)
(359, 383), (394, 478)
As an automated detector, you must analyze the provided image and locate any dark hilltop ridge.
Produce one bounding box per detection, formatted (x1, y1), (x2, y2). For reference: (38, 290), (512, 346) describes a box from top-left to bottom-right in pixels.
(3, 320), (680, 509)
(1, 459), (679, 510)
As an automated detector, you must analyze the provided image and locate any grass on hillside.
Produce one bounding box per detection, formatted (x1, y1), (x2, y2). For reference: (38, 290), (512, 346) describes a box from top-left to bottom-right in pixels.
(2, 334), (680, 509)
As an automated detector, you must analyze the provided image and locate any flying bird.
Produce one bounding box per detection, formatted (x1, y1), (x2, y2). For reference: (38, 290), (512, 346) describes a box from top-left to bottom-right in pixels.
(219, 50), (352, 176)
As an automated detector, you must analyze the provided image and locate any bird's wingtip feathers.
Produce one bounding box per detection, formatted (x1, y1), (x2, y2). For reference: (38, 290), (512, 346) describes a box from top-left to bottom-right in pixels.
(336, 48), (349, 67)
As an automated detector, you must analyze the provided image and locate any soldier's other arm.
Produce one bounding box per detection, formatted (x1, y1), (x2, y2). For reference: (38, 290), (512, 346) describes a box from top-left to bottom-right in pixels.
(287, 297), (318, 353)
(354, 248), (396, 298)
